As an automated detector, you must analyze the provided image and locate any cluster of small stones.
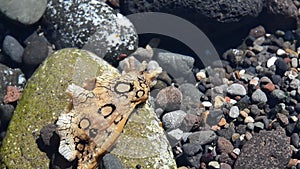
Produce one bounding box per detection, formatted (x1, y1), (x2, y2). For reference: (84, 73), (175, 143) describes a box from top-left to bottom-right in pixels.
(149, 25), (300, 169)
(2, 0), (300, 168)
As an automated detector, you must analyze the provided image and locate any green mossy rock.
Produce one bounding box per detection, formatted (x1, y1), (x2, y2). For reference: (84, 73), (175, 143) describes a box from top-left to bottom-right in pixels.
(0, 48), (176, 168)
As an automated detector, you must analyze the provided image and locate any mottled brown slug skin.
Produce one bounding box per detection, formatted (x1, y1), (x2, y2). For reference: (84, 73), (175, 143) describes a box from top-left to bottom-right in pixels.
(56, 58), (161, 169)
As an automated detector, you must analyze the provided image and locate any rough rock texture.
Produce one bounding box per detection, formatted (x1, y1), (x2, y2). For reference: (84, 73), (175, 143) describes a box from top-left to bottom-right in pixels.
(0, 64), (25, 103)
(120, 0), (298, 54)
(234, 127), (292, 169)
(43, 0), (138, 66)
(0, 48), (176, 168)
(0, 0), (47, 25)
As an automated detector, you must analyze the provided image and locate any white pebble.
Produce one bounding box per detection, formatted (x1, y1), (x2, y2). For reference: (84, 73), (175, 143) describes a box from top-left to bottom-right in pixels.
(267, 56), (278, 68)
(277, 48), (286, 56)
(229, 106), (240, 118)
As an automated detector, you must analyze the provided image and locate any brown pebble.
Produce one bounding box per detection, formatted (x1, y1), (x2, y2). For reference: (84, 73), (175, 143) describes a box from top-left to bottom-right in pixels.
(220, 163), (232, 169)
(249, 25), (266, 38)
(277, 113), (289, 126)
(230, 152), (238, 159)
(218, 118), (227, 127)
(4, 86), (22, 104)
(288, 159), (300, 167)
(262, 82), (275, 92)
(217, 137), (234, 154)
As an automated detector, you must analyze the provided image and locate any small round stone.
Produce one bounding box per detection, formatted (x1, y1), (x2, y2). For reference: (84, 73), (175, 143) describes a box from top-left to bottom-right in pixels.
(233, 148), (241, 155)
(251, 89), (268, 103)
(267, 56), (278, 68)
(291, 58), (298, 68)
(2, 35), (24, 63)
(162, 110), (186, 130)
(244, 116), (255, 123)
(227, 83), (247, 96)
(202, 101), (212, 107)
(277, 113), (289, 126)
(155, 86), (182, 112)
(254, 122), (264, 130)
(217, 137), (234, 153)
(208, 161), (220, 169)
(291, 133), (299, 148)
(229, 106), (240, 118)
(277, 48), (286, 56)
(247, 122), (255, 130)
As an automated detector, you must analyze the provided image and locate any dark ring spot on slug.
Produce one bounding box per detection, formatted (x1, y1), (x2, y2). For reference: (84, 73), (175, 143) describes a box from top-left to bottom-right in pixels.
(79, 117), (91, 130)
(114, 115), (123, 125)
(135, 90), (145, 98)
(98, 104), (116, 118)
(114, 81), (134, 94)
(89, 128), (98, 138)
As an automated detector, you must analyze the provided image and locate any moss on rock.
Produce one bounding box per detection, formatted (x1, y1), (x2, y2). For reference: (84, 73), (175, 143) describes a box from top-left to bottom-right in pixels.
(0, 48), (176, 169)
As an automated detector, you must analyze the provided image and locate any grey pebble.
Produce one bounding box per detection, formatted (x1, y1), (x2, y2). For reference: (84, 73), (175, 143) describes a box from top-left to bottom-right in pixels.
(179, 83), (204, 114)
(182, 142), (203, 156)
(162, 110), (186, 130)
(247, 122), (255, 130)
(290, 79), (300, 89)
(3, 35), (24, 63)
(254, 122), (264, 130)
(291, 133), (299, 148)
(102, 153), (123, 169)
(0, 0), (47, 24)
(229, 106), (240, 119)
(227, 83), (247, 96)
(167, 128), (184, 146)
(188, 130), (217, 145)
(251, 89), (267, 103)
(270, 89), (286, 100)
(155, 50), (195, 82)
(22, 35), (49, 67)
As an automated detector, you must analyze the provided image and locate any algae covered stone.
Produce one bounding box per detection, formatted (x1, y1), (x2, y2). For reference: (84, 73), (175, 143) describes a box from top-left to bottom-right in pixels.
(0, 48), (176, 168)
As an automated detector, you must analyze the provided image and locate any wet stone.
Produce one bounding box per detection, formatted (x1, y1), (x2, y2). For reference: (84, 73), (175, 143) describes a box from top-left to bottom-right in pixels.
(291, 133), (299, 148)
(2, 35), (24, 63)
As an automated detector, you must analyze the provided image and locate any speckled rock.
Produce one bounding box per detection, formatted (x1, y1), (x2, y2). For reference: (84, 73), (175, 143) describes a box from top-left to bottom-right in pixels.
(43, 0), (138, 65)
(121, 0), (263, 23)
(234, 127), (292, 169)
(162, 110), (187, 130)
(0, 63), (25, 103)
(188, 130), (217, 145)
(0, 0), (47, 25)
(227, 83), (247, 96)
(251, 89), (268, 103)
(155, 86), (182, 112)
(0, 48), (176, 168)
(155, 50), (195, 81)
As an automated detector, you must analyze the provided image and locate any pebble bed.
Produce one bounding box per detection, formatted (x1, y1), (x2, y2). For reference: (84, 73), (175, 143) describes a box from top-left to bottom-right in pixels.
(1, 1), (300, 169)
